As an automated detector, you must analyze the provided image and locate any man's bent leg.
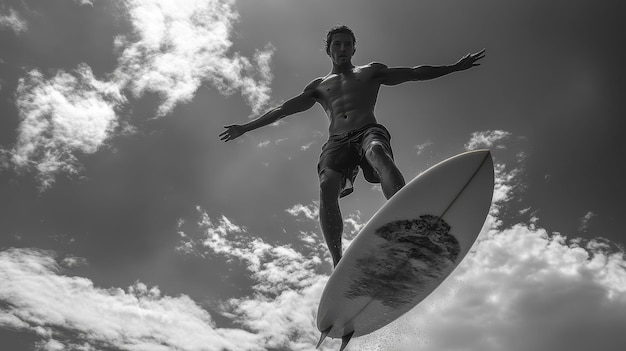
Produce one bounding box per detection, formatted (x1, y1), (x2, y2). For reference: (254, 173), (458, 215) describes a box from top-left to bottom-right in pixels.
(365, 143), (406, 200)
(319, 169), (344, 267)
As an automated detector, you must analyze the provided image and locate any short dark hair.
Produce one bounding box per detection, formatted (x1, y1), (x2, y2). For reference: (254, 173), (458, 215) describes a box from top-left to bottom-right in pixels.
(325, 25), (356, 55)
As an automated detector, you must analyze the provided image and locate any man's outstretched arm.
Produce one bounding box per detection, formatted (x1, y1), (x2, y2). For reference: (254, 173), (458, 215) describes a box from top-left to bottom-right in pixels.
(219, 79), (321, 142)
(375, 49), (485, 86)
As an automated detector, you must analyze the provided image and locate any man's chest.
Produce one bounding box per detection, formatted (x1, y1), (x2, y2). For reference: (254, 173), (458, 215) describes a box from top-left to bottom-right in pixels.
(316, 69), (380, 103)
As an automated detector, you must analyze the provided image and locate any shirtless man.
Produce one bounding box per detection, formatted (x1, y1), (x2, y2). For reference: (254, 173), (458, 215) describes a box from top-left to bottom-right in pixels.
(220, 25), (485, 267)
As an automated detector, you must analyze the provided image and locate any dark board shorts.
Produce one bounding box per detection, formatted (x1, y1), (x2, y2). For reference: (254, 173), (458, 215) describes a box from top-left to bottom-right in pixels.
(318, 123), (394, 198)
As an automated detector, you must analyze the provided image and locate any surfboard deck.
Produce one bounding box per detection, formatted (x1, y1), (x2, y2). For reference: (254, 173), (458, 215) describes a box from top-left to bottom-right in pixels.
(316, 149), (494, 350)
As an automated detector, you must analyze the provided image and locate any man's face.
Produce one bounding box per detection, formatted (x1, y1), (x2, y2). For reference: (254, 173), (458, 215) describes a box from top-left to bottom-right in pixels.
(328, 33), (355, 66)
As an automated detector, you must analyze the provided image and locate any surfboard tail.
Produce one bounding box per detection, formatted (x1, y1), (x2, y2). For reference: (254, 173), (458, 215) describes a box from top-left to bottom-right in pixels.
(316, 326), (331, 349)
(339, 331), (354, 351)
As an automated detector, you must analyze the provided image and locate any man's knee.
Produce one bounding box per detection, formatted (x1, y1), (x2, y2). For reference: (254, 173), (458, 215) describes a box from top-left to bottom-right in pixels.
(365, 143), (393, 166)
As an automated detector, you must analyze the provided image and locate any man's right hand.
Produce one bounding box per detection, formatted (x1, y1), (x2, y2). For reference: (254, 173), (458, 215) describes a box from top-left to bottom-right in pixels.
(219, 125), (247, 142)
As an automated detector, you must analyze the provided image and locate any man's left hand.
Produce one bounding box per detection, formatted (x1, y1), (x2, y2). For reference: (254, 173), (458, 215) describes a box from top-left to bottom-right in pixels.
(455, 49), (486, 71)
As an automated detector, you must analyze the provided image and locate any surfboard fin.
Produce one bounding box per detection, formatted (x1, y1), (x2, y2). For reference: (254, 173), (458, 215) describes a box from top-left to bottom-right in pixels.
(339, 331), (354, 351)
(316, 326), (331, 349)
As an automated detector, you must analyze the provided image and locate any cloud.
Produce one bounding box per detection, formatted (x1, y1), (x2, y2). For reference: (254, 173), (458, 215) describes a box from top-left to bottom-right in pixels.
(257, 138), (289, 149)
(60, 255), (88, 268)
(257, 140), (271, 148)
(465, 130), (529, 220)
(414, 140), (432, 155)
(0, 248), (264, 351)
(176, 206), (344, 350)
(285, 202), (363, 248)
(465, 130), (512, 150)
(73, 0), (95, 6)
(286, 202), (320, 221)
(113, 0), (274, 117)
(579, 211), (596, 232)
(301, 141), (316, 151)
(178, 209), (326, 294)
(10, 64), (125, 189)
(5, 0), (275, 189)
(0, 8), (27, 34)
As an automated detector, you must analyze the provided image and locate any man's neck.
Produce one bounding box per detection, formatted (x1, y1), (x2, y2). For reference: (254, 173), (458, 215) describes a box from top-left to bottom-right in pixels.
(331, 62), (355, 74)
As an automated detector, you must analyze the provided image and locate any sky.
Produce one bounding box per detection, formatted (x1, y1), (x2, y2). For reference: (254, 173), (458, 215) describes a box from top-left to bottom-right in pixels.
(1, 0), (625, 350)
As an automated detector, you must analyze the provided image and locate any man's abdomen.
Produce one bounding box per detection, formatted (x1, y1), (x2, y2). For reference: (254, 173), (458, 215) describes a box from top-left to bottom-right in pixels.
(328, 111), (377, 136)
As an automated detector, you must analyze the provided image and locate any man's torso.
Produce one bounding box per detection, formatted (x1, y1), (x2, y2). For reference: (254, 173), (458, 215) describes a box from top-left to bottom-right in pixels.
(313, 63), (383, 136)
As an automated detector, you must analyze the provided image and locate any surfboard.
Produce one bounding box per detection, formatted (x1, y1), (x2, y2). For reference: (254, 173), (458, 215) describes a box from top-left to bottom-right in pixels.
(316, 149), (494, 350)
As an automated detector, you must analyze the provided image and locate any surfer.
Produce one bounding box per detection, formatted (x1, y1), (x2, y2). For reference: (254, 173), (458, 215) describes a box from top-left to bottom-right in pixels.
(220, 25), (484, 267)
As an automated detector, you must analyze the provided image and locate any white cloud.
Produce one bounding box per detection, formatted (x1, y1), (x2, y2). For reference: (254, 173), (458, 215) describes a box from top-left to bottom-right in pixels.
(343, 210), (365, 235)
(0, 248), (264, 351)
(73, 0), (95, 6)
(11, 64), (125, 189)
(301, 141), (315, 151)
(229, 279), (327, 350)
(175, 206), (344, 350)
(257, 140), (271, 148)
(286, 202), (320, 221)
(465, 130), (511, 150)
(0, 8), (27, 34)
(178, 209), (326, 294)
(465, 130), (528, 219)
(61, 255), (88, 268)
(257, 138), (289, 149)
(579, 211), (596, 232)
(7, 0), (275, 189)
(414, 140), (432, 155)
(0, 148), (10, 171)
(113, 0), (274, 117)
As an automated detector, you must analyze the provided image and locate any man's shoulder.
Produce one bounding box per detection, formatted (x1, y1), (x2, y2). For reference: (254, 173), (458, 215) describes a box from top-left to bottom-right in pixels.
(303, 77), (324, 94)
(362, 62), (388, 70)
(358, 62), (389, 79)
